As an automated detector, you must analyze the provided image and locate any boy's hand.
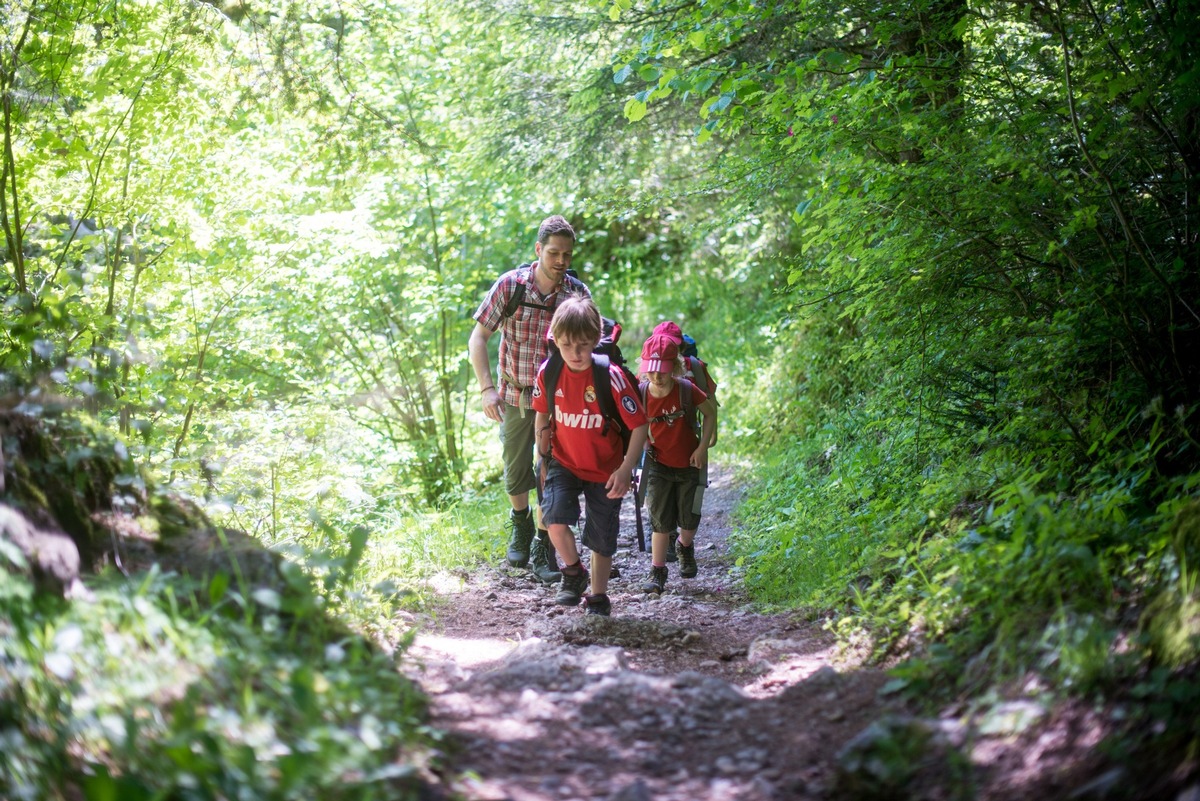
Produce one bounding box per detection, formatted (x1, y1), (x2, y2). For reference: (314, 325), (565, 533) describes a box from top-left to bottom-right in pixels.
(606, 465), (634, 499)
(689, 445), (709, 470)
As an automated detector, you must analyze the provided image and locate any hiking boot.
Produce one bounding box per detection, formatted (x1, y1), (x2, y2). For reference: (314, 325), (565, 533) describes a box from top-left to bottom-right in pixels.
(505, 509), (535, 567)
(640, 565), (668, 594)
(678, 543), (697, 578)
(665, 530), (679, 563)
(556, 566), (590, 606)
(530, 529), (561, 584)
(584, 593), (612, 616)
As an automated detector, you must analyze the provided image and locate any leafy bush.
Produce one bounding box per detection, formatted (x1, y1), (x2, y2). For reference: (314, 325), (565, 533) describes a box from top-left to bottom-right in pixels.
(0, 563), (437, 801)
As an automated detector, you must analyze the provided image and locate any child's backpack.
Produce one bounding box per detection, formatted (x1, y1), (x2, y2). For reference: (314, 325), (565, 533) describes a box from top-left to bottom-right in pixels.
(680, 338), (717, 401)
(543, 316), (639, 450)
(501, 264), (587, 320)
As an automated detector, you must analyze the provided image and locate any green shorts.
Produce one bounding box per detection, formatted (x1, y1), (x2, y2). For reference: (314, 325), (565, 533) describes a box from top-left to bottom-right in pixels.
(499, 403), (538, 497)
(645, 460), (702, 533)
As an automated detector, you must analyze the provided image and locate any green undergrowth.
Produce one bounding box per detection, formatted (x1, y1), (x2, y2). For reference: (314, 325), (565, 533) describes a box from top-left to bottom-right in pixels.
(0, 562), (439, 801)
(730, 392), (1200, 776)
(0, 406), (517, 801)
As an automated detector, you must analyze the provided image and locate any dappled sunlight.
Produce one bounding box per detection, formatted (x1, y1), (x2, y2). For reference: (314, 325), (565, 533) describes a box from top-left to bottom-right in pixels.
(410, 633), (516, 668)
(425, 572), (469, 594)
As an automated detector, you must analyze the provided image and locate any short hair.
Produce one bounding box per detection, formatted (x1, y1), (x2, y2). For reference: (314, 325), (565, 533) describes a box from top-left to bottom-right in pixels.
(537, 215), (576, 245)
(550, 294), (601, 346)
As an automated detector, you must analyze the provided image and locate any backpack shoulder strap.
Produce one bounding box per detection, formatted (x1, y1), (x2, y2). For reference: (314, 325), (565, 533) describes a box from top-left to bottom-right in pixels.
(679, 378), (699, 432)
(562, 272), (586, 297)
(501, 264), (533, 319)
(544, 348), (565, 424)
(593, 354), (633, 446)
(503, 266), (586, 320)
(679, 378), (694, 412)
(591, 353), (617, 423)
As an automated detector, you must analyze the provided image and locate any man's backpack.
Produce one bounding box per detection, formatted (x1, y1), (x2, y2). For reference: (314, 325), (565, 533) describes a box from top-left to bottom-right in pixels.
(543, 316), (639, 450)
(501, 264), (587, 320)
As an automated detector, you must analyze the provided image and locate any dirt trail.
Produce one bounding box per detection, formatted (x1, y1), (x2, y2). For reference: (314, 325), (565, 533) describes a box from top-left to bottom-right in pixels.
(399, 463), (907, 800)
(400, 463), (1108, 801)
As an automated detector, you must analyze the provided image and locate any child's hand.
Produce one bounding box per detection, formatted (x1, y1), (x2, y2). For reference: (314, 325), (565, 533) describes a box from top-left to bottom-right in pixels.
(689, 445), (709, 470)
(606, 466), (633, 499)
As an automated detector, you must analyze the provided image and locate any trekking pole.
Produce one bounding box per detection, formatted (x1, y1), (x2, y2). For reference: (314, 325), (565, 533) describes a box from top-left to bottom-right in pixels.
(633, 450), (647, 552)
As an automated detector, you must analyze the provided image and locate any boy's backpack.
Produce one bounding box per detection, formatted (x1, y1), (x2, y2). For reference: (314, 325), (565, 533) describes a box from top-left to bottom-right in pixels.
(680, 333), (699, 359)
(501, 264), (587, 320)
(681, 346), (717, 402)
(543, 316), (639, 450)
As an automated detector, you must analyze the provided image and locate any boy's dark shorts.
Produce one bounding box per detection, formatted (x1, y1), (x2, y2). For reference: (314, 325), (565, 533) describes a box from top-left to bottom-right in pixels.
(646, 460), (702, 533)
(539, 459), (622, 557)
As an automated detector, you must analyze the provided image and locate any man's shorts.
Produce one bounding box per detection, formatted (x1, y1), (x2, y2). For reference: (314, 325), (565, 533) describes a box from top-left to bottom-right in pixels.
(499, 403), (537, 497)
(539, 459), (622, 557)
(645, 460), (702, 533)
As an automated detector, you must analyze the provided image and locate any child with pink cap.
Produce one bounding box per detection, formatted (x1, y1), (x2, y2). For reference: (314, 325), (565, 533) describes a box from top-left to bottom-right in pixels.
(651, 321), (718, 447)
(636, 331), (718, 593)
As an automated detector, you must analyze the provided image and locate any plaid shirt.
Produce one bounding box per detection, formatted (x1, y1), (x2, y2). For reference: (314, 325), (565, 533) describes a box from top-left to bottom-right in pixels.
(473, 265), (590, 409)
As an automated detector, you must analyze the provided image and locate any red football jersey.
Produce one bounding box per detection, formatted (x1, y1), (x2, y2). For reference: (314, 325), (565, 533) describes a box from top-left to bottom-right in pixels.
(533, 360), (647, 483)
(643, 378), (708, 468)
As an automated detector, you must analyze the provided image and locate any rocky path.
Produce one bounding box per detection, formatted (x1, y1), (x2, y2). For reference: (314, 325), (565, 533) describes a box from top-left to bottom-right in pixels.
(399, 463), (1111, 801)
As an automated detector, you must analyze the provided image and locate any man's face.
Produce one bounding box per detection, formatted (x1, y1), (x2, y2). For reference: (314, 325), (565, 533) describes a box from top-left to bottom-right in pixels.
(557, 336), (596, 373)
(535, 234), (574, 283)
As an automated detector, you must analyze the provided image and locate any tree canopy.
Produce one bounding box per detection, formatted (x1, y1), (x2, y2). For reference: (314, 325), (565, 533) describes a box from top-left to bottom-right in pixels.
(3, 0), (1199, 797)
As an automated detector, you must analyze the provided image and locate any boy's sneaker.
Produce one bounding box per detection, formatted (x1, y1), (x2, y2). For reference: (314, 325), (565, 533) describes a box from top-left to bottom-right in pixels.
(556, 566), (590, 606)
(505, 509), (536, 567)
(678, 543), (697, 578)
(529, 530), (561, 584)
(665, 530), (679, 562)
(583, 593), (611, 616)
(640, 565), (668, 594)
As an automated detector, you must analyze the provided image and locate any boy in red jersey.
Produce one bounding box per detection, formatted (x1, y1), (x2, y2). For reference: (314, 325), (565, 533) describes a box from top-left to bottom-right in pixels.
(532, 296), (648, 616)
(637, 333), (718, 594)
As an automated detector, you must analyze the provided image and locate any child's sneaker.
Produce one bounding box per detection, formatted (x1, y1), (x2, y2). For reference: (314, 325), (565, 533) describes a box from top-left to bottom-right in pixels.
(678, 543), (697, 578)
(665, 530), (679, 562)
(640, 565), (667, 594)
(583, 593), (611, 616)
(556, 566), (589, 606)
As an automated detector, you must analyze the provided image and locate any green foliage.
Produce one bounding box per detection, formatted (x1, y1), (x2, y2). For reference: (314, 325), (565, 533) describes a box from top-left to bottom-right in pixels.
(0, 564), (435, 801)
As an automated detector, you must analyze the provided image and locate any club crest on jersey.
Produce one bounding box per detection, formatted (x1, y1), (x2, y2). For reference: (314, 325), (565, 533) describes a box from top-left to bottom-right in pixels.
(532, 384), (542, 398)
(585, 386), (597, 403)
(622, 396), (638, 414)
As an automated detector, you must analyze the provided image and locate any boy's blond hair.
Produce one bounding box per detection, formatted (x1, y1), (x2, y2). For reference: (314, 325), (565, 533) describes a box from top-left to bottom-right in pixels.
(550, 294), (602, 345)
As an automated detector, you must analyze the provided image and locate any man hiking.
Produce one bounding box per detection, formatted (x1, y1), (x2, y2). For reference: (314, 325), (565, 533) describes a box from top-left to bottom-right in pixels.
(467, 215), (589, 584)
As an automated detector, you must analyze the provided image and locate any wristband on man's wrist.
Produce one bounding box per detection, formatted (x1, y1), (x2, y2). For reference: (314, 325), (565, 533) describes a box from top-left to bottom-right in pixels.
(480, 385), (495, 394)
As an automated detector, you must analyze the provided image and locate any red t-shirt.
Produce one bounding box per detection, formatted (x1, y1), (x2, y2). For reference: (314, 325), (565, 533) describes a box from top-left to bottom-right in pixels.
(533, 360), (647, 483)
(643, 378), (708, 468)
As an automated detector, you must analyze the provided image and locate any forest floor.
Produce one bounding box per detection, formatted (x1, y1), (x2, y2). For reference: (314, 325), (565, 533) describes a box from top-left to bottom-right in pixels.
(400, 462), (1124, 801)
